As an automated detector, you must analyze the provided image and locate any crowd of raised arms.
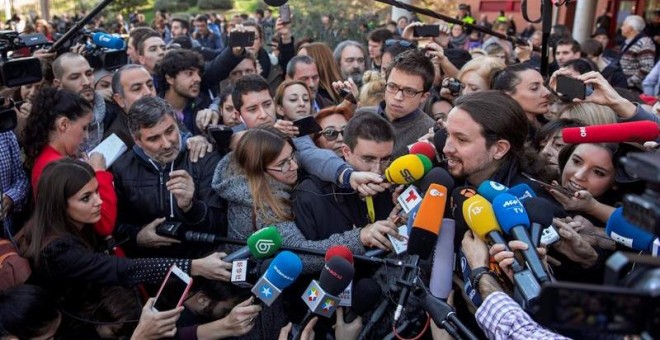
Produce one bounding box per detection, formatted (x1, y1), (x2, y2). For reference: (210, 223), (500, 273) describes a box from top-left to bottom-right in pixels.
(0, 3), (658, 340)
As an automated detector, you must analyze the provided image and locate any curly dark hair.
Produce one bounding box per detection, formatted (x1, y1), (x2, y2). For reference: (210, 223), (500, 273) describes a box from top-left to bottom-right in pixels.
(22, 87), (93, 169)
(155, 48), (204, 94)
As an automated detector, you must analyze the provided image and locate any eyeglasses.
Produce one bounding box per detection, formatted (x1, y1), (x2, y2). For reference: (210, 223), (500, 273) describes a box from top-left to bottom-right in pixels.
(385, 39), (415, 48)
(358, 155), (392, 169)
(266, 152), (297, 172)
(385, 83), (425, 98)
(320, 128), (344, 141)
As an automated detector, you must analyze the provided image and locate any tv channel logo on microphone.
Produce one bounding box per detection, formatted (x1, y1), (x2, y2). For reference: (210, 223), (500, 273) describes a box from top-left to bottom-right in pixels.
(255, 239), (275, 255)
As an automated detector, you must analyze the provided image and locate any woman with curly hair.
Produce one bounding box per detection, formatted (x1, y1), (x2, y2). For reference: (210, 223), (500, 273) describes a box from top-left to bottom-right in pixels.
(22, 87), (118, 251)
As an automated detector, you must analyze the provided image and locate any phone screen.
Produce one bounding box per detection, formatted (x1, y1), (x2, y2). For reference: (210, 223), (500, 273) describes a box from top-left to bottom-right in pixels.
(228, 31), (255, 48)
(557, 75), (586, 100)
(413, 25), (440, 37)
(154, 270), (189, 311)
(293, 116), (322, 136)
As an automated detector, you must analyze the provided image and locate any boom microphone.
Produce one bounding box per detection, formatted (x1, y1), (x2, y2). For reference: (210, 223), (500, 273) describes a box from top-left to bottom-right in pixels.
(477, 180), (509, 202)
(251, 251), (303, 306)
(492, 194), (550, 283)
(606, 207), (657, 252)
(92, 32), (126, 49)
(562, 121), (659, 144)
(429, 218), (455, 299)
(224, 226), (282, 262)
(384, 154), (431, 184)
(344, 278), (382, 323)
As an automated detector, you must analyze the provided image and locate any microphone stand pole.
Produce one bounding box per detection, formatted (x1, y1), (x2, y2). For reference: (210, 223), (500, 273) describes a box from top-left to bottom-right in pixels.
(374, 0), (540, 52)
(48, 0), (115, 53)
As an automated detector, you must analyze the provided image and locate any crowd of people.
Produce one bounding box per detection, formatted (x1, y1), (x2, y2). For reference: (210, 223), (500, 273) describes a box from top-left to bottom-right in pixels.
(0, 3), (659, 339)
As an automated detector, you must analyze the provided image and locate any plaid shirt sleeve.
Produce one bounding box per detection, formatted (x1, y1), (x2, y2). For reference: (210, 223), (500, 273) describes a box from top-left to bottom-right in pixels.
(0, 132), (29, 211)
(475, 292), (572, 340)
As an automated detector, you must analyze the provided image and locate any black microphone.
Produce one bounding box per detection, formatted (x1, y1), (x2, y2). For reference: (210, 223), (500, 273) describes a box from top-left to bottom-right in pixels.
(418, 167), (455, 195)
(344, 278), (382, 323)
(522, 197), (556, 248)
(419, 286), (478, 340)
(300, 257), (354, 318)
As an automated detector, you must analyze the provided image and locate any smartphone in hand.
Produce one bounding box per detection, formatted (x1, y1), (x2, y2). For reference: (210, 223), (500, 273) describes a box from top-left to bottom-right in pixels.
(521, 172), (575, 197)
(228, 31), (256, 48)
(279, 4), (291, 24)
(413, 25), (440, 37)
(292, 116), (322, 136)
(556, 75), (593, 101)
(153, 264), (193, 312)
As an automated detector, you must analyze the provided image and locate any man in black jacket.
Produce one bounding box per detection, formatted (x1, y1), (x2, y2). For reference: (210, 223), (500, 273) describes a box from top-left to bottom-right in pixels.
(292, 113), (400, 251)
(111, 96), (225, 259)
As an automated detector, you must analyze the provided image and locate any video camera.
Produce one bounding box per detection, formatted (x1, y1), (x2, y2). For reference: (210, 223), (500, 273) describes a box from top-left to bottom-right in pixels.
(531, 151), (660, 339)
(58, 30), (127, 71)
(0, 30), (47, 87)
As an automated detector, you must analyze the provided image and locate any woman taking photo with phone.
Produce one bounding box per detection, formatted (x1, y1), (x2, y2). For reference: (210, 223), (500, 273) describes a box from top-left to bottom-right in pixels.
(17, 159), (231, 336)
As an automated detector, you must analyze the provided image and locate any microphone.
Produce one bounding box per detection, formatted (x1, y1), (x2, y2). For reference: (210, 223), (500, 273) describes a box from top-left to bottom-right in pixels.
(325, 245), (354, 264)
(409, 183), (449, 260)
(301, 256), (354, 317)
(450, 186), (477, 250)
(418, 167), (456, 200)
(251, 251), (303, 306)
(522, 197), (556, 248)
(606, 207), (657, 252)
(419, 287), (478, 340)
(429, 218), (455, 299)
(409, 141), (437, 161)
(507, 183), (537, 202)
(224, 226), (282, 262)
(492, 193), (550, 283)
(384, 154), (431, 184)
(562, 121), (659, 144)
(433, 128), (448, 162)
(476, 180), (509, 202)
(325, 245), (354, 307)
(462, 194), (542, 307)
(92, 32), (126, 50)
(344, 278), (382, 323)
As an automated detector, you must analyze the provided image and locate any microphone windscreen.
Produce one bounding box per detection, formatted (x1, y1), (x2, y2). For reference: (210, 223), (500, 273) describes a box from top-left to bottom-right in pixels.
(263, 0), (287, 5)
(418, 167), (455, 196)
(450, 186), (476, 247)
(477, 180), (509, 202)
(247, 226), (282, 259)
(433, 128), (447, 157)
(351, 278), (382, 315)
(265, 251), (303, 289)
(605, 207), (655, 251)
(320, 257), (355, 296)
(409, 184), (448, 259)
(92, 32), (125, 49)
(384, 154), (426, 184)
(562, 121), (658, 144)
(409, 142), (437, 161)
(325, 245), (354, 264)
(507, 183), (537, 202)
(429, 219), (455, 299)
(492, 193), (530, 234)
(522, 197), (555, 228)
(416, 155), (433, 174)
(462, 194), (500, 240)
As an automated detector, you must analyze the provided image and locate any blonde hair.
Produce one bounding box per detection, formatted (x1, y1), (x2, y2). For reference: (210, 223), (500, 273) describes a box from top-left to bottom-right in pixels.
(358, 71), (385, 107)
(233, 126), (295, 223)
(559, 102), (618, 126)
(457, 56), (506, 89)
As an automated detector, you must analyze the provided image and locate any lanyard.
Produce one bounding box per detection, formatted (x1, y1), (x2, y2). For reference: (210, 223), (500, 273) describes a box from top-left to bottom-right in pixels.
(366, 196), (375, 224)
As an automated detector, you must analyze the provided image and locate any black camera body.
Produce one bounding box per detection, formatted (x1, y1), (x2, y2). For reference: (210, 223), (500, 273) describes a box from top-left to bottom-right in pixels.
(0, 31), (46, 87)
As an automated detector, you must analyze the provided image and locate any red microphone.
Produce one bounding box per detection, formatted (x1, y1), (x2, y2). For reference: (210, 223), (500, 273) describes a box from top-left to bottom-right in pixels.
(409, 142), (437, 161)
(325, 245), (354, 264)
(562, 121), (659, 144)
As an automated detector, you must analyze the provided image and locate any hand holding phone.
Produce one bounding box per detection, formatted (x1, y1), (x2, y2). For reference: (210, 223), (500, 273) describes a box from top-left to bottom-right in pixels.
(556, 75), (593, 101)
(279, 4), (291, 24)
(228, 31), (256, 48)
(521, 172), (575, 197)
(153, 265), (193, 312)
(413, 25), (440, 37)
(292, 116), (322, 136)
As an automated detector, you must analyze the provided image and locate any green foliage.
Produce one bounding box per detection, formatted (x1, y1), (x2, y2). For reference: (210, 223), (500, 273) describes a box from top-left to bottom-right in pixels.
(197, 0), (233, 10)
(110, 0), (152, 15)
(154, 0), (191, 12)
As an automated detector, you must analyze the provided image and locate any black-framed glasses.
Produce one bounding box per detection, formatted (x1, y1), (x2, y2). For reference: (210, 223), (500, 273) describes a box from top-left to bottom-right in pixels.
(320, 128), (344, 141)
(385, 39), (415, 48)
(266, 152), (297, 172)
(385, 83), (425, 98)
